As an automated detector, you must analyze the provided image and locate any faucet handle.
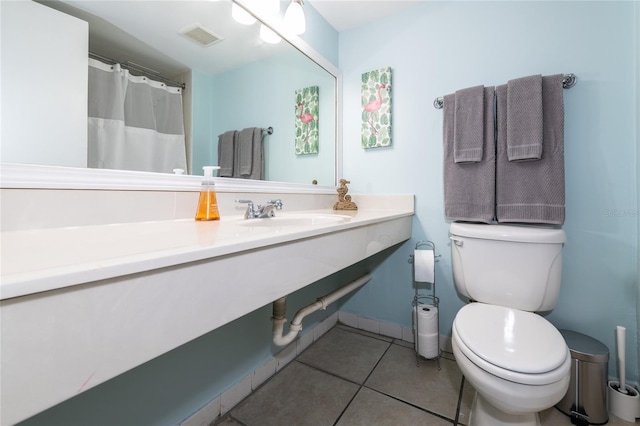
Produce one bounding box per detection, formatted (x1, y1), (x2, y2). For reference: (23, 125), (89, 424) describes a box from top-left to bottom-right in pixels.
(235, 199), (255, 219)
(267, 199), (283, 210)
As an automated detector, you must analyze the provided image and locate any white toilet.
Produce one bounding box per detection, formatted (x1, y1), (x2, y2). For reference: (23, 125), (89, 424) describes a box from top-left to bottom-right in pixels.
(449, 223), (571, 426)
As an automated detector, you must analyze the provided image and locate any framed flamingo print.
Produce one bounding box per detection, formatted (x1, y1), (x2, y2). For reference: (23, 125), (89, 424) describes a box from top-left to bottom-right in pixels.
(294, 85), (319, 155)
(361, 67), (392, 149)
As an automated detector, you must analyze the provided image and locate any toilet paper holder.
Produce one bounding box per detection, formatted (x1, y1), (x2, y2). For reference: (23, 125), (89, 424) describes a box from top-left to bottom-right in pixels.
(409, 241), (442, 368)
(408, 241), (441, 265)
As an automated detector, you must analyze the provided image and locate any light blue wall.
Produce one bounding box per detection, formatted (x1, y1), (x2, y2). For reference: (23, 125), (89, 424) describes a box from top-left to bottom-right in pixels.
(339, 1), (639, 383)
(191, 70), (214, 174)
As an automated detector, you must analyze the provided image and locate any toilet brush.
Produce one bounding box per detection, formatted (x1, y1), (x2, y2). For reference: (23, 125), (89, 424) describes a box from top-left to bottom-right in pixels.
(616, 326), (627, 395)
(607, 326), (640, 422)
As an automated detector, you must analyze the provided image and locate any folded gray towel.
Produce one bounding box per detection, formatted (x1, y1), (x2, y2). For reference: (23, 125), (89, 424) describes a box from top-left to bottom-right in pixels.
(454, 85), (485, 163)
(507, 74), (543, 161)
(249, 127), (264, 180)
(496, 75), (565, 224)
(236, 128), (255, 177)
(443, 87), (496, 223)
(217, 130), (236, 177)
(235, 127), (264, 180)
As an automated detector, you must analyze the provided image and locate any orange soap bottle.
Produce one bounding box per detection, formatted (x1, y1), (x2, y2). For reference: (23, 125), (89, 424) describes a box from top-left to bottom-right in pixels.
(195, 166), (220, 221)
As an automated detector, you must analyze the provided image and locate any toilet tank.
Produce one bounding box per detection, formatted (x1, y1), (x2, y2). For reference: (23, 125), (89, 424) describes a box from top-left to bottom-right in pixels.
(450, 223), (565, 312)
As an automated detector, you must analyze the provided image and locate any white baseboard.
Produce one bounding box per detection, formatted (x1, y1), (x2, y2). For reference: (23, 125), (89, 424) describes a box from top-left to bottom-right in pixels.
(337, 311), (451, 353)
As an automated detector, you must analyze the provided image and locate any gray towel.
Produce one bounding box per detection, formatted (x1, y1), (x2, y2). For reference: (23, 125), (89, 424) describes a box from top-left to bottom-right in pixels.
(454, 85), (485, 163)
(496, 75), (565, 224)
(217, 130), (236, 177)
(443, 87), (496, 223)
(236, 128), (255, 177)
(235, 127), (264, 180)
(249, 127), (265, 180)
(507, 74), (543, 161)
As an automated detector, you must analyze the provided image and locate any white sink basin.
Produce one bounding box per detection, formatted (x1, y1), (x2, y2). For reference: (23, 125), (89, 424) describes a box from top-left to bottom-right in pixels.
(237, 213), (352, 227)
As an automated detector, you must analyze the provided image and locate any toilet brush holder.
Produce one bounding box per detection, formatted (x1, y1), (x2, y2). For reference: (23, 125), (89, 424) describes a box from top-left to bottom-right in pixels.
(608, 381), (640, 422)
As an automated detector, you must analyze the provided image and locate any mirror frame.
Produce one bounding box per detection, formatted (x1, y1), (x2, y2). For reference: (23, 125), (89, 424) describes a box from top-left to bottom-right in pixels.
(1, 0), (342, 195)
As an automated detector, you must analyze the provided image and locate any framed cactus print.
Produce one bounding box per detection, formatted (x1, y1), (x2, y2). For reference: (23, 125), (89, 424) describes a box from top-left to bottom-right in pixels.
(361, 67), (392, 149)
(295, 85), (319, 155)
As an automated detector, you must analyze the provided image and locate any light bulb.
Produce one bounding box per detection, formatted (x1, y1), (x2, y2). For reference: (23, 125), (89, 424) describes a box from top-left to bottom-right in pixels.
(284, 0), (305, 35)
(232, 3), (257, 25)
(259, 24), (281, 44)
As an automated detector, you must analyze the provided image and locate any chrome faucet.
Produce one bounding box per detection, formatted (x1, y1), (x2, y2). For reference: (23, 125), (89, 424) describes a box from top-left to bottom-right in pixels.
(236, 199), (283, 219)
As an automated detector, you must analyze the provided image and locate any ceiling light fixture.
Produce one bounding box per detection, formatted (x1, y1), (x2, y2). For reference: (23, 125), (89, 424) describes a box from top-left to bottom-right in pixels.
(231, 3), (256, 25)
(259, 24), (281, 44)
(284, 0), (305, 35)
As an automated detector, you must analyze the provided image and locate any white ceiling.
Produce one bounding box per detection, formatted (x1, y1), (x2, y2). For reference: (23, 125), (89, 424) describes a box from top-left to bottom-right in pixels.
(40, 0), (423, 79)
(307, 0), (425, 32)
(44, 0), (292, 76)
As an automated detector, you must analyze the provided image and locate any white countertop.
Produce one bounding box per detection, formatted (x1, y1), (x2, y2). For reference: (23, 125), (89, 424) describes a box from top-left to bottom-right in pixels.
(1, 199), (414, 425)
(1, 208), (413, 300)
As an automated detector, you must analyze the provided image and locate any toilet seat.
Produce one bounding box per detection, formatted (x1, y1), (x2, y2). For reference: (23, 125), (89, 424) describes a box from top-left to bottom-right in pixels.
(453, 303), (570, 386)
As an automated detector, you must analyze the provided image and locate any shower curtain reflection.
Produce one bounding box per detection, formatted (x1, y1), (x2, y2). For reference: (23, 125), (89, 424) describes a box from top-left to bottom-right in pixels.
(87, 58), (187, 173)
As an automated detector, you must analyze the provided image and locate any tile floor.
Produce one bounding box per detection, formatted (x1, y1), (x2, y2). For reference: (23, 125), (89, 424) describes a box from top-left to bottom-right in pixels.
(215, 325), (638, 426)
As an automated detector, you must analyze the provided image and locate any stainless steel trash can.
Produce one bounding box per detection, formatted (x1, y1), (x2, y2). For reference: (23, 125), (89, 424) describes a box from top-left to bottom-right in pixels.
(556, 329), (609, 425)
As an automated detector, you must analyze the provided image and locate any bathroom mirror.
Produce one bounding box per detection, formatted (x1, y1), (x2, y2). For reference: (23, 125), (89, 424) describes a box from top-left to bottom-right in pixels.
(9, 0), (338, 188)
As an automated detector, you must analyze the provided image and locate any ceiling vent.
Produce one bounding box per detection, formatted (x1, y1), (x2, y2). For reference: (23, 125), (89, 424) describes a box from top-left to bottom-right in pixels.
(179, 24), (223, 47)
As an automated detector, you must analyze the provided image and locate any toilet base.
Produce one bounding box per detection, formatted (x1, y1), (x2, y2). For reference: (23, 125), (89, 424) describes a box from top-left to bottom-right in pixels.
(470, 392), (541, 426)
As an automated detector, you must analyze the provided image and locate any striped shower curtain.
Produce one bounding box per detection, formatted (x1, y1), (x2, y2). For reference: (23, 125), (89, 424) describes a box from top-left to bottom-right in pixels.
(87, 58), (187, 173)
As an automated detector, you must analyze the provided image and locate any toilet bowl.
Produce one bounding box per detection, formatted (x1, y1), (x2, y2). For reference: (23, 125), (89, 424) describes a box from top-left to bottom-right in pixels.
(452, 303), (571, 425)
(449, 223), (570, 425)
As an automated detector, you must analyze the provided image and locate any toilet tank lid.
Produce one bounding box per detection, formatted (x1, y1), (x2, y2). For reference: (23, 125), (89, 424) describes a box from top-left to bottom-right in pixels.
(450, 223), (565, 244)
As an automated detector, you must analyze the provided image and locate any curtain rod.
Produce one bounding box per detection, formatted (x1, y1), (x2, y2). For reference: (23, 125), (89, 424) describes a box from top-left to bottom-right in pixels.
(432, 73), (576, 109)
(89, 52), (187, 90)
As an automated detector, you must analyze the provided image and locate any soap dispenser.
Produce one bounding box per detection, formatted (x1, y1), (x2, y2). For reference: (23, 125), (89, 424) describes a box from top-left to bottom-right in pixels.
(195, 166), (220, 221)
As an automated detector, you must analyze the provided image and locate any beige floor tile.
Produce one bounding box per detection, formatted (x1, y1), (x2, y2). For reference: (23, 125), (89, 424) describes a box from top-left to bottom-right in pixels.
(336, 387), (451, 426)
(608, 414), (640, 425)
(217, 326), (640, 426)
(297, 327), (391, 384)
(229, 361), (359, 426)
(365, 343), (474, 422)
(539, 407), (579, 425)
